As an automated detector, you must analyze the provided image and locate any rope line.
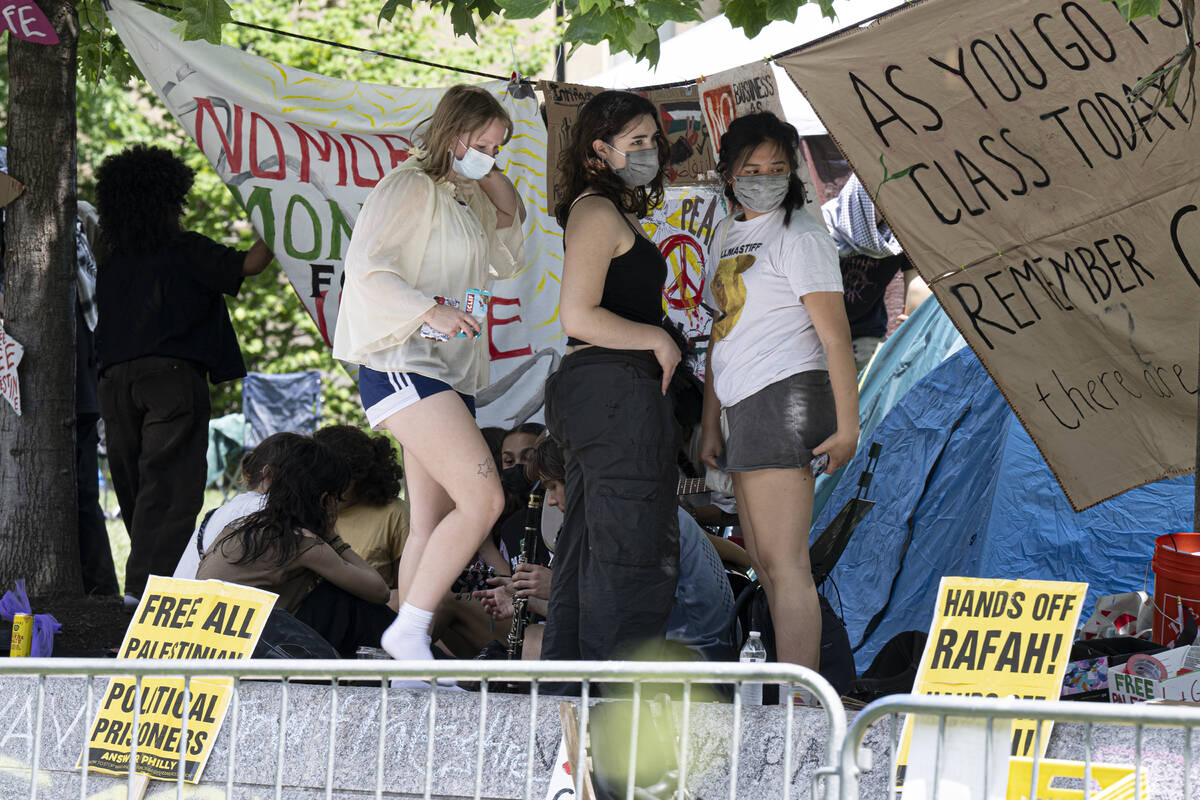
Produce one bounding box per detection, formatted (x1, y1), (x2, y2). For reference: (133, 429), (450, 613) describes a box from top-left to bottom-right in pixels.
(122, 0), (912, 91)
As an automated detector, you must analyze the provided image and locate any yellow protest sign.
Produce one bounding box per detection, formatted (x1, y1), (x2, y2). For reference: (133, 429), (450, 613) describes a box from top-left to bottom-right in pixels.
(80, 576), (276, 782)
(897, 577), (1087, 785)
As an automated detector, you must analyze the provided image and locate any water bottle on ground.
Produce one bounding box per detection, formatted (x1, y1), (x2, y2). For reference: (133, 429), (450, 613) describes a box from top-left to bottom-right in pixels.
(739, 631), (766, 706)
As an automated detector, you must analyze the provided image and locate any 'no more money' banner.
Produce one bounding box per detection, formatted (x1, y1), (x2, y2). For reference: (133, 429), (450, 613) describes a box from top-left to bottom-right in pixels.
(105, 0), (564, 428)
(82, 577), (275, 783)
(780, 0), (1199, 509)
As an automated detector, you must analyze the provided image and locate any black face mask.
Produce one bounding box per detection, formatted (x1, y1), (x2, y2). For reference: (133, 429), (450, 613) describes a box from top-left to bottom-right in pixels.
(501, 465), (534, 498)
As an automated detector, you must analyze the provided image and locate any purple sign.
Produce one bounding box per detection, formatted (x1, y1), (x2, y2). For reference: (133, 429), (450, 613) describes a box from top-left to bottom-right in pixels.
(1, 1), (58, 45)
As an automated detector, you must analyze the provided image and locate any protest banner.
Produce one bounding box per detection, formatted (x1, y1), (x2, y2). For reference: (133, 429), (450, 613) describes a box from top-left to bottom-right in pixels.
(0, 322), (23, 416)
(643, 184), (727, 377)
(896, 577), (1087, 787)
(540, 80), (716, 210)
(698, 61), (786, 157)
(81, 576), (276, 782)
(779, 0), (1200, 509)
(540, 80), (605, 216)
(105, 0), (564, 427)
(0, 170), (22, 208)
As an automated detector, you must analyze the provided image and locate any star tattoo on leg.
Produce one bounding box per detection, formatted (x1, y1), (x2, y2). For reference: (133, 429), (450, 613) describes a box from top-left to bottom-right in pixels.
(477, 460), (494, 479)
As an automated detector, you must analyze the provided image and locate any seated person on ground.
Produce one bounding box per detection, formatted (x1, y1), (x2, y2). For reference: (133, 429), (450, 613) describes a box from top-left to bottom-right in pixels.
(173, 432), (306, 579)
(429, 422), (548, 658)
(478, 434), (737, 662)
(429, 419), (547, 657)
(196, 436), (394, 657)
(313, 424), (409, 603)
(494, 421), (548, 570)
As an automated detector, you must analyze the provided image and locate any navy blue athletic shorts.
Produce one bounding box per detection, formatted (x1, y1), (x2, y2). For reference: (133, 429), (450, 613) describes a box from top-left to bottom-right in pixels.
(357, 366), (476, 429)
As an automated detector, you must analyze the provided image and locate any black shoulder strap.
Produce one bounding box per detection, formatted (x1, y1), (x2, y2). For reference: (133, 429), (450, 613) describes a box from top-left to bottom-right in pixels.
(197, 508), (219, 558)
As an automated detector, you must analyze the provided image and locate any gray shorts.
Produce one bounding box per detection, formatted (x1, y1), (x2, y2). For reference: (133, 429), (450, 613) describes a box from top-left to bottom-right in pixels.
(723, 371), (837, 472)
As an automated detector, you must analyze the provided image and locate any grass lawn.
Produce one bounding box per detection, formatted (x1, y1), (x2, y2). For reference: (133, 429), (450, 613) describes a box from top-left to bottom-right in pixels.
(103, 488), (230, 595)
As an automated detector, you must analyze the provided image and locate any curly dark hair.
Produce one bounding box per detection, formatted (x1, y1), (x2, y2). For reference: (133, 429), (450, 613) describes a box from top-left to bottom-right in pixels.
(222, 437), (350, 568)
(313, 424), (404, 506)
(715, 112), (809, 226)
(94, 144), (195, 263)
(240, 432), (310, 491)
(553, 91), (669, 227)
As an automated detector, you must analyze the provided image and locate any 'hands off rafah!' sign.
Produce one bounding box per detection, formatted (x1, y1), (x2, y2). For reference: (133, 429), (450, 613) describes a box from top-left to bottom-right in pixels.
(780, 0), (1200, 509)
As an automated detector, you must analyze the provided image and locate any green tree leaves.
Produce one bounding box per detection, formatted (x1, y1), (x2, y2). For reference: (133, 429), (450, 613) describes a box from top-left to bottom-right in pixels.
(1103, 0), (1163, 21)
(173, 0), (236, 45)
(725, 0), (834, 40)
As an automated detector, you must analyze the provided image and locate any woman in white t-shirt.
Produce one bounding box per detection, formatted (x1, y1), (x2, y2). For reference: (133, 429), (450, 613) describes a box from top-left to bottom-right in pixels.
(699, 112), (859, 673)
(332, 85), (527, 663)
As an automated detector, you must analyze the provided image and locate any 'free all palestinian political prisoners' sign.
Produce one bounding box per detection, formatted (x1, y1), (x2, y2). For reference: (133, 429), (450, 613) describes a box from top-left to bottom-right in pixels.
(780, 0), (1199, 509)
(80, 577), (275, 783)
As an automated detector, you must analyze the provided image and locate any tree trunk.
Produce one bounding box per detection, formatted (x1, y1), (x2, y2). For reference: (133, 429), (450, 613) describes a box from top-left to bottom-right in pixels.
(0, 0), (83, 596)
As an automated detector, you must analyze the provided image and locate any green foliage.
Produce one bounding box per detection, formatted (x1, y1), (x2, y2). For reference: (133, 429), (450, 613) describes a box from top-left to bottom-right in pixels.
(724, 0), (833, 40)
(173, 0), (236, 45)
(561, 0), (697, 65)
(1103, 0), (1163, 21)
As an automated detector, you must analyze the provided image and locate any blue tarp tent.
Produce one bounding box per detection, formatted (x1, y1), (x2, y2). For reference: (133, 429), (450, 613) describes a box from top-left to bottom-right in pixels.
(814, 345), (1196, 671)
(812, 298), (965, 520)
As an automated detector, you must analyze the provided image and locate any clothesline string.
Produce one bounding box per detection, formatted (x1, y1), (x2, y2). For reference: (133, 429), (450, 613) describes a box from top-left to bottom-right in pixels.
(122, 0), (909, 92)
(124, 0), (522, 83)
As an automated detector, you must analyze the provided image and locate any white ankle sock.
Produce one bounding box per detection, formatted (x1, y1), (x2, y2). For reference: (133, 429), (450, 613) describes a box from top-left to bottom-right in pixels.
(381, 603), (435, 661)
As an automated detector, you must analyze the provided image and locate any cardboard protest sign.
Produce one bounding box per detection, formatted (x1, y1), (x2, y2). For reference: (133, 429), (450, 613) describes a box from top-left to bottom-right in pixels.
(652, 84), (716, 185)
(0, 170), (23, 209)
(643, 184), (727, 377)
(896, 577), (1087, 786)
(698, 61), (786, 158)
(0, 0), (59, 45)
(779, 0), (1200, 509)
(540, 80), (606, 215)
(540, 80), (716, 210)
(0, 322), (23, 415)
(81, 576), (275, 782)
(105, 0), (565, 427)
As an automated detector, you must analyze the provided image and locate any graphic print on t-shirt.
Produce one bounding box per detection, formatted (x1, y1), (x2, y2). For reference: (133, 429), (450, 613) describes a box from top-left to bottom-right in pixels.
(710, 253), (755, 344)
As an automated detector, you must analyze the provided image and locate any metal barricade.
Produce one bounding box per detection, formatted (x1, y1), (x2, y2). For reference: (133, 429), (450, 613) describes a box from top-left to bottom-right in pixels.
(0, 658), (844, 800)
(839, 694), (1200, 800)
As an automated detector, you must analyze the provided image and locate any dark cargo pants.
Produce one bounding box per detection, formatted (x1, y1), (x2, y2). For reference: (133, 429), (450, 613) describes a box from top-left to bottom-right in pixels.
(99, 356), (210, 598)
(543, 348), (680, 661)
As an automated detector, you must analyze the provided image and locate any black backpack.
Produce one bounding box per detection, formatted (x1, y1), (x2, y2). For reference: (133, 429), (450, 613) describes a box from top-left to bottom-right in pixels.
(733, 583), (856, 701)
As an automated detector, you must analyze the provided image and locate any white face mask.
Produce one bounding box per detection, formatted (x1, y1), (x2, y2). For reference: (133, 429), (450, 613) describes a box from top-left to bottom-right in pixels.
(452, 138), (495, 180)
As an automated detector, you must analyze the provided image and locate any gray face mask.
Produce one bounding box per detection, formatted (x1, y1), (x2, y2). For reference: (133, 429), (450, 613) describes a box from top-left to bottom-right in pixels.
(733, 173), (790, 213)
(608, 145), (660, 188)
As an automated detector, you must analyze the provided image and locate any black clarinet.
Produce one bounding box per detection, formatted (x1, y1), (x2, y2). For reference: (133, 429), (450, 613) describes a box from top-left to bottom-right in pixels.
(506, 482), (544, 660)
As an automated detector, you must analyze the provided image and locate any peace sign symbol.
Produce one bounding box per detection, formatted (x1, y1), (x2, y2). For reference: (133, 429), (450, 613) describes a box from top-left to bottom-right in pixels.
(659, 233), (706, 312)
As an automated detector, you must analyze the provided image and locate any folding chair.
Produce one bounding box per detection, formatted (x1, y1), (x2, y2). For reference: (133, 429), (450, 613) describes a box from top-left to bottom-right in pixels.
(241, 370), (323, 448)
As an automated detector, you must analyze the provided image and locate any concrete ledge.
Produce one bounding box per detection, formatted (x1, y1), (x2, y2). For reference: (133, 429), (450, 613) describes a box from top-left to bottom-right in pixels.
(0, 677), (1193, 798)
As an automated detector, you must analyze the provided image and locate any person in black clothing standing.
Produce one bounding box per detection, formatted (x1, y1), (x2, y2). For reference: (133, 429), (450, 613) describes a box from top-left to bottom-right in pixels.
(821, 173), (930, 371)
(544, 91), (681, 662)
(94, 145), (272, 602)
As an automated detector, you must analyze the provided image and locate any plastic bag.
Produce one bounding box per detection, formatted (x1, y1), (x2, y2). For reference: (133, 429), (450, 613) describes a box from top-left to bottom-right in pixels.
(0, 579), (61, 657)
(1079, 590), (1153, 640)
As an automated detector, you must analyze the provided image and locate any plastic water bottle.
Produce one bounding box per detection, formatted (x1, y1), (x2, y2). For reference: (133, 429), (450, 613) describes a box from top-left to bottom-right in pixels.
(739, 631), (766, 706)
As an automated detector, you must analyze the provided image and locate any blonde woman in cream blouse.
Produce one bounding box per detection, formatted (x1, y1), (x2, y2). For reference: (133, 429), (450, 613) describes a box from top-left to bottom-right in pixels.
(333, 85), (527, 664)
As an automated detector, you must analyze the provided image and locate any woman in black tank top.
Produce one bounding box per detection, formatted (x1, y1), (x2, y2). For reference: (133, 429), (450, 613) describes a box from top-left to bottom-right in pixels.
(539, 91), (684, 662)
